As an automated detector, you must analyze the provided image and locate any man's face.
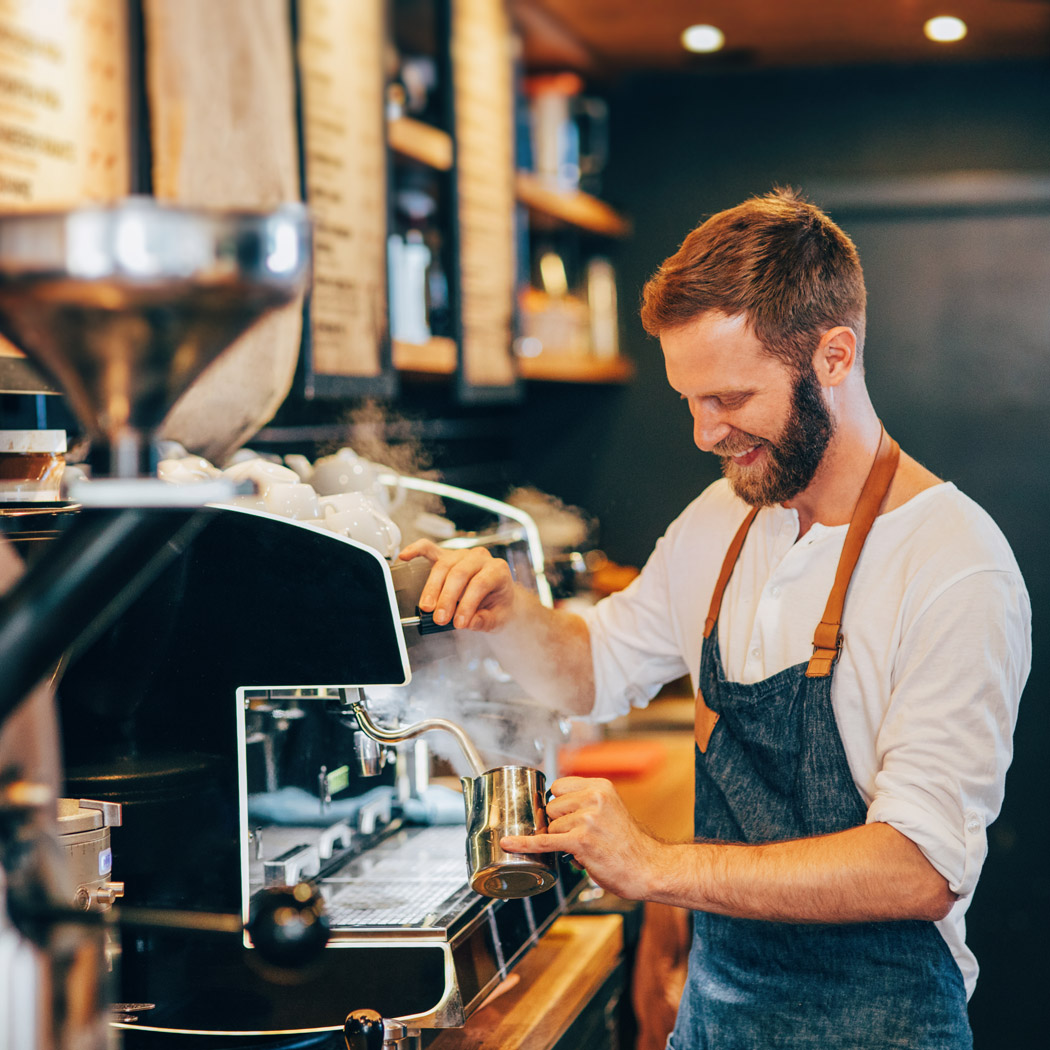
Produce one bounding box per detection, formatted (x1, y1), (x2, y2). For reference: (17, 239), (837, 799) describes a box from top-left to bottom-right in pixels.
(661, 312), (835, 507)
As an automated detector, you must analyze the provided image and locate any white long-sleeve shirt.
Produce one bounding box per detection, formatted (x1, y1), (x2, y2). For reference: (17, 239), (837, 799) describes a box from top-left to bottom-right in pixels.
(582, 479), (1031, 997)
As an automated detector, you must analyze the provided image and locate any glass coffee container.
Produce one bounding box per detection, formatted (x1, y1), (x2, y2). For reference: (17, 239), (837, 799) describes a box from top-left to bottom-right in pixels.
(0, 430), (66, 502)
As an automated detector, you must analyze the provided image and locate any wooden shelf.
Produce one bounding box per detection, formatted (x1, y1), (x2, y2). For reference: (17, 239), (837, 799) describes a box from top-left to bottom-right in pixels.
(388, 116), (454, 171)
(516, 353), (635, 383)
(392, 341), (635, 385)
(515, 172), (631, 237)
(392, 336), (458, 375)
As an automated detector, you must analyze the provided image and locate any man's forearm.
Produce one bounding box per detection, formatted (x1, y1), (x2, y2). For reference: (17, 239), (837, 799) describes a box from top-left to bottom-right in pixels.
(648, 822), (956, 923)
(485, 585), (596, 717)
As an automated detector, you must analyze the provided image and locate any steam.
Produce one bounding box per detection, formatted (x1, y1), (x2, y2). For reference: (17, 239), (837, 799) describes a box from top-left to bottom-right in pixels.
(505, 486), (594, 552)
(365, 630), (570, 776)
(336, 399), (449, 543)
(334, 398), (437, 480)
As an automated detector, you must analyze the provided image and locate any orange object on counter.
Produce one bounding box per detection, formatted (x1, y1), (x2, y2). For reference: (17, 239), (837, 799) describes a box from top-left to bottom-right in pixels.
(558, 738), (668, 778)
(588, 560), (639, 596)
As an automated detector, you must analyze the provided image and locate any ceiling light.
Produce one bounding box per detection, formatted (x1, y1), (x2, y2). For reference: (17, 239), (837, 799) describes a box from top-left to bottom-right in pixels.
(924, 16), (968, 43)
(682, 24), (725, 54)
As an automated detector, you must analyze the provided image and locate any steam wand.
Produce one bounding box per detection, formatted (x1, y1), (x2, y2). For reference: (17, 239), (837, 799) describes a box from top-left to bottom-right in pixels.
(343, 690), (487, 779)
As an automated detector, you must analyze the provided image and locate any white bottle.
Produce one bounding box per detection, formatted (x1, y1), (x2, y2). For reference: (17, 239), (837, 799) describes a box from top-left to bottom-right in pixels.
(388, 230), (432, 345)
(586, 257), (619, 359)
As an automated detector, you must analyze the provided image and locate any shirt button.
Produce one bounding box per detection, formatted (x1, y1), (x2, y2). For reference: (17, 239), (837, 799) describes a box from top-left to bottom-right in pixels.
(750, 647), (760, 660)
(965, 815), (982, 835)
(771, 586), (781, 598)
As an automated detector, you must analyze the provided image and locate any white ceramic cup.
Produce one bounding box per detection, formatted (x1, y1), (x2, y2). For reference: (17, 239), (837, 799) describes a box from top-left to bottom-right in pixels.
(309, 447), (404, 511)
(158, 457), (220, 485)
(219, 458), (303, 511)
(222, 458), (301, 487)
(320, 491), (402, 559)
(318, 492), (369, 516)
(284, 453), (314, 481)
(263, 481), (321, 521)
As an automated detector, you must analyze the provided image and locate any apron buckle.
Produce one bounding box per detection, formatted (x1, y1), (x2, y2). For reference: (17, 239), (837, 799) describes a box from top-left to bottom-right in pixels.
(806, 629), (843, 678)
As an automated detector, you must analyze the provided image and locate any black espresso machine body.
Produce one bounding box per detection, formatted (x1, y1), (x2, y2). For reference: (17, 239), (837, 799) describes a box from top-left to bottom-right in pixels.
(51, 491), (582, 1041)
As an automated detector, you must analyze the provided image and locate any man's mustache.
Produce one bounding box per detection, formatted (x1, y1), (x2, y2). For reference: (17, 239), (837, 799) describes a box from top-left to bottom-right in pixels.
(713, 432), (766, 457)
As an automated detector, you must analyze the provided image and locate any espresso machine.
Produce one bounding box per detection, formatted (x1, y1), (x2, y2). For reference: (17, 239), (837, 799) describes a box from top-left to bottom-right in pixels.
(0, 200), (583, 1048)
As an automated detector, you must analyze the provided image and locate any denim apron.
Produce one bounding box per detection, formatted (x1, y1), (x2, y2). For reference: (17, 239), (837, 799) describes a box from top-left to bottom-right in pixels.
(669, 430), (972, 1050)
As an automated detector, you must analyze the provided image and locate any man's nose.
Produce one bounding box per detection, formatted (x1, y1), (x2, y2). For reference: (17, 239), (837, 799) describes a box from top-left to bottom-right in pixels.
(693, 409), (732, 452)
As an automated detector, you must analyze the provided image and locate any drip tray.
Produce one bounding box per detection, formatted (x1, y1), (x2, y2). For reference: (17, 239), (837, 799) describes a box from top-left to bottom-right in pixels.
(322, 826), (475, 929)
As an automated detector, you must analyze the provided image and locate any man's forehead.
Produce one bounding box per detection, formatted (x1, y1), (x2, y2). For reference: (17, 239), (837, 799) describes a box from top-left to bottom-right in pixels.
(661, 312), (782, 388)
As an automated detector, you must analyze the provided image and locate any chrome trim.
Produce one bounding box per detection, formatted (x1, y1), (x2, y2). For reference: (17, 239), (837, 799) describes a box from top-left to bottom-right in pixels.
(378, 474), (554, 608)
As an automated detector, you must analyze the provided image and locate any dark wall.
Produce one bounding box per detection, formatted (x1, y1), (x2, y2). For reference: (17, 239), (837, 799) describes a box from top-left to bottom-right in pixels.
(515, 59), (1050, 1048)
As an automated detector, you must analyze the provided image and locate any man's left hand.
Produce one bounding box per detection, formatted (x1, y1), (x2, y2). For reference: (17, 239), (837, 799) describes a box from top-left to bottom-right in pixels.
(500, 776), (663, 900)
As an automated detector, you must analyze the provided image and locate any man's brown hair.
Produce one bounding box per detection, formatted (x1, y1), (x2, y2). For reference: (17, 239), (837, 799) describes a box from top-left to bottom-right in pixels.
(640, 187), (867, 372)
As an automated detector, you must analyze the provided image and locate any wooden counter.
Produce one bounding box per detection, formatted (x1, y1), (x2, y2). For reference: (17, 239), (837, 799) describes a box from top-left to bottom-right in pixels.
(428, 914), (623, 1050)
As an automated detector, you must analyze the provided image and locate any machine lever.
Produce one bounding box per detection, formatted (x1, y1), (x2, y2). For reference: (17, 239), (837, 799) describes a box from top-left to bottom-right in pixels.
(344, 1010), (417, 1049)
(400, 607), (456, 635)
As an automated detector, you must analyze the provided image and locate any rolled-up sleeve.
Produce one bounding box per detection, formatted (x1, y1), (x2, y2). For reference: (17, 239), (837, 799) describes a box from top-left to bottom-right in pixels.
(866, 568), (1031, 898)
(582, 530), (692, 723)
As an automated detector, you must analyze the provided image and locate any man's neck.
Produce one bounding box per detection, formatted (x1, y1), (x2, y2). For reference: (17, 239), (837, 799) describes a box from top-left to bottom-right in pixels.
(782, 409), (883, 538)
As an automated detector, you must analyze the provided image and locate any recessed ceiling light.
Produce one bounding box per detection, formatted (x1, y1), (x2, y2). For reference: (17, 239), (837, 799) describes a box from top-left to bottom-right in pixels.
(924, 15), (968, 43)
(682, 24), (725, 54)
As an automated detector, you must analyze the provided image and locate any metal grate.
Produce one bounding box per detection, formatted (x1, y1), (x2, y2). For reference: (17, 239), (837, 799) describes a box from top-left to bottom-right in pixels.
(323, 826), (472, 928)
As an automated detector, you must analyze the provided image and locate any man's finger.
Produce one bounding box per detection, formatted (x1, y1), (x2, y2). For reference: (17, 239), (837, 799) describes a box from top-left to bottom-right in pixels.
(548, 775), (606, 796)
(500, 833), (566, 854)
(418, 562), (452, 614)
(399, 539), (441, 563)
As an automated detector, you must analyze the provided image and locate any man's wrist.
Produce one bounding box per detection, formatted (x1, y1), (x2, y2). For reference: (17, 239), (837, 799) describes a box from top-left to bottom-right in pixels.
(643, 841), (692, 905)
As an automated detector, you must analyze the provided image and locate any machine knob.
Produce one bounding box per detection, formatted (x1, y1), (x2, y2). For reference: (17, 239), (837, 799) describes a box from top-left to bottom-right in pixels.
(344, 1009), (385, 1050)
(247, 883), (329, 967)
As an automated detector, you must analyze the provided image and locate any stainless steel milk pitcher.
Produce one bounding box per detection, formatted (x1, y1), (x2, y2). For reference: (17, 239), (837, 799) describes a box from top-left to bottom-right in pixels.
(461, 766), (557, 899)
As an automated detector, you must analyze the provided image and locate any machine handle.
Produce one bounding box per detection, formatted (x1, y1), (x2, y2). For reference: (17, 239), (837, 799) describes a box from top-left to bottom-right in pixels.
(344, 1009), (385, 1050)
(400, 607), (456, 635)
(247, 884), (330, 968)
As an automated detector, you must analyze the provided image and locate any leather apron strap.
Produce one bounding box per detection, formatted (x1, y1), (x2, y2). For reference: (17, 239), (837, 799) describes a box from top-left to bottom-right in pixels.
(805, 427), (899, 676)
(703, 506), (760, 639)
(700, 425), (900, 672)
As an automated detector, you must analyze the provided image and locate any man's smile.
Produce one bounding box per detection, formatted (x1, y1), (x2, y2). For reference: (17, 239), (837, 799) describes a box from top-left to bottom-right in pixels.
(728, 445), (762, 466)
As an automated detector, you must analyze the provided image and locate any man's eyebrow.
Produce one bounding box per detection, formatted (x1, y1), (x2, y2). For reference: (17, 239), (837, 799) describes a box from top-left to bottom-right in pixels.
(673, 383), (758, 400)
(703, 388), (758, 401)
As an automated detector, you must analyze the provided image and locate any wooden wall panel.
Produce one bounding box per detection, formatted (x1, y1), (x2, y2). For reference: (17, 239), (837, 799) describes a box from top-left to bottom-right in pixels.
(452, 0), (519, 398)
(297, 0), (390, 391)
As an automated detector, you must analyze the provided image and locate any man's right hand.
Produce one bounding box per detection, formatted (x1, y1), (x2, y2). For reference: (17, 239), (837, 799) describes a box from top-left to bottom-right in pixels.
(399, 538), (596, 716)
(399, 539), (517, 632)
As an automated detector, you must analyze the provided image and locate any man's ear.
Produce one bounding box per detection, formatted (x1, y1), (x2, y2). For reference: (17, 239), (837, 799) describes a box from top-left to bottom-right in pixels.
(812, 327), (857, 387)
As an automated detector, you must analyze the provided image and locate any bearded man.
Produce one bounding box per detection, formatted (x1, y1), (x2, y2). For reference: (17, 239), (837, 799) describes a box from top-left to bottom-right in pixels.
(400, 188), (1031, 1049)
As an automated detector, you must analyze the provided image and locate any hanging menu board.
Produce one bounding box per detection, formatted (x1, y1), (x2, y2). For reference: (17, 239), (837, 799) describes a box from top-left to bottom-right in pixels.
(0, 0), (129, 393)
(0, 0), (128, 208)
(451, 0), (518, 399)
(296, 0), (390, 395)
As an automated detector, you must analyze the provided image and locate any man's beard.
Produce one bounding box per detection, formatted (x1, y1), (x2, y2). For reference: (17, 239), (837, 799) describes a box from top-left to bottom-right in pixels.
(718, 368), (835, 507)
